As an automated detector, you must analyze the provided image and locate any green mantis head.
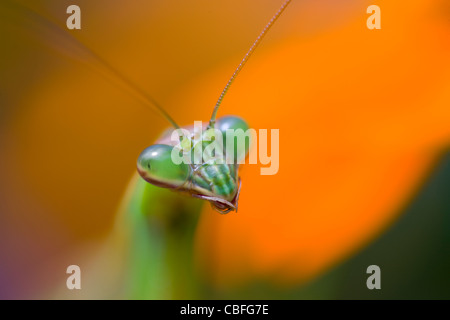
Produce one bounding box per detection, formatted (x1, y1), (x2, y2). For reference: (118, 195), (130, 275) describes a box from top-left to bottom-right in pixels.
(137, 116), (250, 213)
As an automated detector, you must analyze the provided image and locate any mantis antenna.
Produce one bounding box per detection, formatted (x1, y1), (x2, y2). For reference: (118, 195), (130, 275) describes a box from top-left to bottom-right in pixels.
(3, 0), (180, 129)
(208, 0), (293, 128)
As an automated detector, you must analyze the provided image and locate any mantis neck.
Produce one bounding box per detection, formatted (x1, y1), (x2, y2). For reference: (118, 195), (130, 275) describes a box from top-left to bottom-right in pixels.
(119, 174), (205, 299)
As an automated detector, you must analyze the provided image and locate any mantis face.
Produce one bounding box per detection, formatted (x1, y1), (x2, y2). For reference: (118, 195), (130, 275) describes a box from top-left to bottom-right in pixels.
(137, 116), (250, 213)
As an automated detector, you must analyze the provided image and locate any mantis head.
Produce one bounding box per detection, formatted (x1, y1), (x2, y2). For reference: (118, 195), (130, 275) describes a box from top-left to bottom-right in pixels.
(137, 116), (250, 213)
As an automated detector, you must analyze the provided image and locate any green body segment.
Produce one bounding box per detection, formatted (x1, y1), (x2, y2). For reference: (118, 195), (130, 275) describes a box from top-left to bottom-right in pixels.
(119, 174), (204, 299)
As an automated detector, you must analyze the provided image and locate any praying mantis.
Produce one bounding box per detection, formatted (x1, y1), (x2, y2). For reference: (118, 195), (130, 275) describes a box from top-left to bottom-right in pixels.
(4, 0), (292, 298)
(117, 0), (292, 298)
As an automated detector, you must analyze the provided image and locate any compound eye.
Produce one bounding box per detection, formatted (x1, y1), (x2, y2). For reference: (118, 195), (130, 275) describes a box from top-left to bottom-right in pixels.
(137, 144), (190, 188)
(216, 116), (250, 163)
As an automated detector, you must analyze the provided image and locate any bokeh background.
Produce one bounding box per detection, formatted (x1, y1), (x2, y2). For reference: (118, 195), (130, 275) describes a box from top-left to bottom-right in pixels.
(1, 0), (450, 299)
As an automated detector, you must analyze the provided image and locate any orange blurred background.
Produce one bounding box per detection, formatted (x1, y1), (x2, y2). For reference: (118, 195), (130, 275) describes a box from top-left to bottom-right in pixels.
(1, 0), (450, 298)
